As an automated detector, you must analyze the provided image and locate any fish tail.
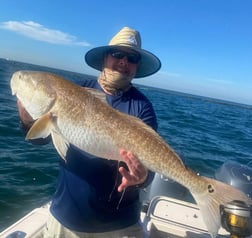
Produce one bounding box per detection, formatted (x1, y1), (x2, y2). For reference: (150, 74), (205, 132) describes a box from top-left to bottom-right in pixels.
(191, 176), (251, 238)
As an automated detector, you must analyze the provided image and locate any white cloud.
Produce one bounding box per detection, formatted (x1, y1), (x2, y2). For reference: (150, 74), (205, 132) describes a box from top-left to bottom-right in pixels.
(205, 77), (235, 85)
(0, 20), (91, 46)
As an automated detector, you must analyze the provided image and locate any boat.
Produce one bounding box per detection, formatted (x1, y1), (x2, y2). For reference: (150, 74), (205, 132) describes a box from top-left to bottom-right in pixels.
(1, 161), (252, 238)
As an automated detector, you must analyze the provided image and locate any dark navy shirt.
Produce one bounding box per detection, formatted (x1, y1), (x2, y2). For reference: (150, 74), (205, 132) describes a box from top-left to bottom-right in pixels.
(50, 79), (157, 232)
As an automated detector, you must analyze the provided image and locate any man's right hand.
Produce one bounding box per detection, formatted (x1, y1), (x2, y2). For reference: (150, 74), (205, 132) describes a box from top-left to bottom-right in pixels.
(17, 100), (51, 144)
(17, 100), (34, 130)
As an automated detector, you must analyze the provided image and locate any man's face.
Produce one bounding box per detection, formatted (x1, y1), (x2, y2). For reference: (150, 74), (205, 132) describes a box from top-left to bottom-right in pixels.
(104, 48), (140, 79)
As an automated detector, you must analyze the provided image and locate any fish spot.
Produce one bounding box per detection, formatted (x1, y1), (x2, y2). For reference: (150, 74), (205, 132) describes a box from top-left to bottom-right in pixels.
(208, 184), (214, 193)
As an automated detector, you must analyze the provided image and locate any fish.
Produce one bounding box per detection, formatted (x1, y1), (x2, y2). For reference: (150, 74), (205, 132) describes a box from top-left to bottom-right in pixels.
(10, 70), (252, 238)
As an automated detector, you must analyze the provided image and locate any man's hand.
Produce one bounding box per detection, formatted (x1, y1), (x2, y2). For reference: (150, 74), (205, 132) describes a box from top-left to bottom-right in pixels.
(117, 149), (148, 192)
(17, 100), (34, 128)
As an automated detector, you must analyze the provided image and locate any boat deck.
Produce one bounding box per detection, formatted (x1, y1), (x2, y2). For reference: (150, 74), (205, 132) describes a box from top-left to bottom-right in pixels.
(142, 196), (229, 237)
(0, 196), (234, 238)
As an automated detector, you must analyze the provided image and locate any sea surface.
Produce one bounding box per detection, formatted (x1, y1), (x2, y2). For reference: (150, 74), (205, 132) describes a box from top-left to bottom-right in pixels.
(0, 58), (252, 231)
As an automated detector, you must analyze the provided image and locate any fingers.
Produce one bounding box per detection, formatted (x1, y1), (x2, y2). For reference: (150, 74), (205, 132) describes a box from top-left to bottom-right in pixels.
(119, 166), (133, 182)
(117, 174), (128, 192)
(117, 149), (148, 192)
(120, 150), (140, 179)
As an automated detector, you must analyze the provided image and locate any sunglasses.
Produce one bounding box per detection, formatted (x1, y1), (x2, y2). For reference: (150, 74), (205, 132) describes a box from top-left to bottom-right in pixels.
(108, 50), (141, 64)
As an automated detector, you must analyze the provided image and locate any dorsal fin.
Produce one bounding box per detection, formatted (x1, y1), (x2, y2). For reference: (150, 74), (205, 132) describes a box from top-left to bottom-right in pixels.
(84, 88), (107, 104)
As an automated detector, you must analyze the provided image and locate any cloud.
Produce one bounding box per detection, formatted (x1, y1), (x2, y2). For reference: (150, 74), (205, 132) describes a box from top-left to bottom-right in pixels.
(0, 21), (91, 46)
(205, 77), (235, 85)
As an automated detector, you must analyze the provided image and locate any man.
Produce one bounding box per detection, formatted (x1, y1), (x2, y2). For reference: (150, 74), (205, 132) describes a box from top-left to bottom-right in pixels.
(18, 26), (161, 238)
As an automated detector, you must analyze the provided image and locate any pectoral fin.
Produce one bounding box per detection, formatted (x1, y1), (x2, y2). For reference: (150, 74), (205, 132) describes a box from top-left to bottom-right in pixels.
(51, 130), (69, 162)
(84, 88), (107, 104)
(26, 113), (53, 140)
(26, 112), (69, 162)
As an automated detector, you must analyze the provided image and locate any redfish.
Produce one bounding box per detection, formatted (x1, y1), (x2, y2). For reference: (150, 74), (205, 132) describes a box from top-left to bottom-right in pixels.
(10, 71), (252, 237)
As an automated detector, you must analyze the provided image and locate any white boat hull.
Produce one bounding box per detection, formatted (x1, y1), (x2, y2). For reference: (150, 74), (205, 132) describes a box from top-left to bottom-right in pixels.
(0, 197), (231, 238)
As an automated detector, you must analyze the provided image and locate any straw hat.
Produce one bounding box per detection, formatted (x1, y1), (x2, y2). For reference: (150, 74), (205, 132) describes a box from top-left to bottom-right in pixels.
(85, 27), (161, 78)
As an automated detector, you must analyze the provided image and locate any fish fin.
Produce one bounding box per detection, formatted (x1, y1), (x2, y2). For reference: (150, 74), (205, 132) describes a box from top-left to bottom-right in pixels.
(26, 112), (69, 162)
(192, 177), (252, 238)
(84, 88), (107, 104)
(51, 130), (69, 162)
(25, 113), (53, 140)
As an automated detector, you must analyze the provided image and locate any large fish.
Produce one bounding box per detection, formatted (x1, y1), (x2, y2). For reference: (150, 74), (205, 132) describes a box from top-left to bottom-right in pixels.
(11, 71), (251, 237)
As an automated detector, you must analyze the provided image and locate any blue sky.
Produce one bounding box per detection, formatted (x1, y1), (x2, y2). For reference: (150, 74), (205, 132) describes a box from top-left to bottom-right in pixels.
(0, 0), (251, 105)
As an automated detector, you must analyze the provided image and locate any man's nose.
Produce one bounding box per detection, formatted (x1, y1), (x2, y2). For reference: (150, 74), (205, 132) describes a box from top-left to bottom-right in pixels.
(118, 56), (128, 65)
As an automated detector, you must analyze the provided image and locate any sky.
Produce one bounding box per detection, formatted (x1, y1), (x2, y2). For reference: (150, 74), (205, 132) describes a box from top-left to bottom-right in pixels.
(0, 0), (252, 105)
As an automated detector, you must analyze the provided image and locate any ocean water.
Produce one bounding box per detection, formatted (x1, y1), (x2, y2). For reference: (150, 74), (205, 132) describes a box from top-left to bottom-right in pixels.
(0, 58), (251, 231)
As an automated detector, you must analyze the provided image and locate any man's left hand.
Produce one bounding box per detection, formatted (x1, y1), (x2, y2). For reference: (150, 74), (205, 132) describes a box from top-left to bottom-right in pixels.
(118, 149), (148, 192)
